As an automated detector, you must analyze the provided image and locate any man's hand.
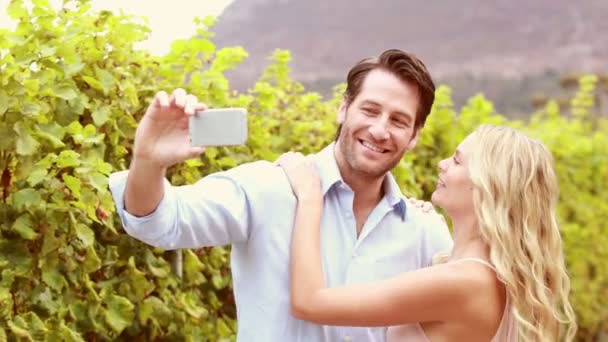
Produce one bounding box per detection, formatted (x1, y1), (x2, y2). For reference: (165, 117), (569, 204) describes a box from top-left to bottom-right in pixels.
(132, 88), (207, 169)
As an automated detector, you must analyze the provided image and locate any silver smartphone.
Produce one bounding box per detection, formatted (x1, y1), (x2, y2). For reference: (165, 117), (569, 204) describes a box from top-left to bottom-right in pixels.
(188, 108), (248, 146)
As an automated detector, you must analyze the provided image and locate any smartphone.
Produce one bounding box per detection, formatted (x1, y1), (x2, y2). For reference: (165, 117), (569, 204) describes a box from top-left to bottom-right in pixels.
(189, 108), (248, 146)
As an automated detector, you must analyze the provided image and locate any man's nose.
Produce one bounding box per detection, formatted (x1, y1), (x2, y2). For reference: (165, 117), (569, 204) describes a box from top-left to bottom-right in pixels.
(368, 118), (390, 141)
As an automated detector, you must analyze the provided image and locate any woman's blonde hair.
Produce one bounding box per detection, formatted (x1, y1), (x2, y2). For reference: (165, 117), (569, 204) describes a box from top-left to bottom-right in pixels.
(467, 125), (577, 341)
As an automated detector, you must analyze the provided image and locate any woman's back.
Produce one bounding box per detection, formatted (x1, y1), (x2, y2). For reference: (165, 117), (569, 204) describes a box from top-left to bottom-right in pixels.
(387, 258), (517, 342)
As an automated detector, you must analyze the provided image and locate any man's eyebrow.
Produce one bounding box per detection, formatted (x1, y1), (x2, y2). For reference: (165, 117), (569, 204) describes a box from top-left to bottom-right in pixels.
(360, 100), (381, 107)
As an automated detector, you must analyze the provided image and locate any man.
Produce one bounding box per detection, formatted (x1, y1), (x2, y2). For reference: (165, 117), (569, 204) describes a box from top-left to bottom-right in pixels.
(109, 49), (453, 341)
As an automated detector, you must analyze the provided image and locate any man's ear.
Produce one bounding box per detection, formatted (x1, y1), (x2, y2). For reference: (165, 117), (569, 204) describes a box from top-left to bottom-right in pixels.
(407, 128), (421, 150)
(337, 101), (347, 124)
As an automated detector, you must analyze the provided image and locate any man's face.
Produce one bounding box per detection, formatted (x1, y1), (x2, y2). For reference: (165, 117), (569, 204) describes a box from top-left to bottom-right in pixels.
(336, 69), (420, 180)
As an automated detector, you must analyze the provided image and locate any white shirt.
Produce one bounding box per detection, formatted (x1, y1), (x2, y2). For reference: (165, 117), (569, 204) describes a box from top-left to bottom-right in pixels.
(109, 143), (453, 342)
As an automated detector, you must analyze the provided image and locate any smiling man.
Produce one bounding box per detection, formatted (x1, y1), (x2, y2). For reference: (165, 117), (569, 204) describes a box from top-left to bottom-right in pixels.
(109, 49), (453, 341)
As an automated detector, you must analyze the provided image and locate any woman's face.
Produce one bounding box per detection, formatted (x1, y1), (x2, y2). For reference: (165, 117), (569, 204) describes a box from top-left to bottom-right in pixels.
(431, 134), (475, 217)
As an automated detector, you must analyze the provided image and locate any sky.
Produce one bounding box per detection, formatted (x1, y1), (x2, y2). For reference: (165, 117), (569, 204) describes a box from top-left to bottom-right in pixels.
(0, 0), (234, 55)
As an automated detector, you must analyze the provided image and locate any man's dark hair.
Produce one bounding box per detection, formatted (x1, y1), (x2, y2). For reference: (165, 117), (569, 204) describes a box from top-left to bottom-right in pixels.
(335, 49), (436, 140)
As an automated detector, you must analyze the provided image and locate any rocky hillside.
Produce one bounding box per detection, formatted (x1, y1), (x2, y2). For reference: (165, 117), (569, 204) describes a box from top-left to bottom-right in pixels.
(212, 0), (608, 114)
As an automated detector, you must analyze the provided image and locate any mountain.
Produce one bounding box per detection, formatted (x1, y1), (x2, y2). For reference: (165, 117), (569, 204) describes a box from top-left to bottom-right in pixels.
(212, 0), (608, 115)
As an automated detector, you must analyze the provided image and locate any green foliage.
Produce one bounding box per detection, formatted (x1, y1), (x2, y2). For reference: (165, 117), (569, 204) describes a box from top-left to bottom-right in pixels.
(0, 0), (605, 341)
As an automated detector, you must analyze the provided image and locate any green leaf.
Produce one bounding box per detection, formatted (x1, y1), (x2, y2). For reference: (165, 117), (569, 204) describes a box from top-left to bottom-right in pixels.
(39, 45), (56, 57)
(94, 160), (113, 175)
(12, 188), (41, 210)
(57, 323), (85, 342)
(32, 0), (52, 9)
(0, 241), (32, 276)
(23, 78), (40, 93)
(0, 90), (9, 116)
(35, 287), (60, 315)
(92, 105), (111, 126)
(7, 318), (31, 339)
(183, 249), (206, 285)
(7, 0), (28, 20)
(62, 174), (81, 198)
(36, 153), (57, 168)
(180, 292), (208, 319)
(42, 268), (67, 291)
(104, 295), (134, 333)
(124, 257), (154, 302)
(41, 228), (60, 256)
(88, 172), (108, 193)
(21, 100), (42, 116)
(82, 246), (101, 273)
(217, 318), (233, 337)
(27, 168), (48, 186)
(57, 150), (81, 168)
(51, 84), (78, 100)
(14, 122), (40, 155)
(75, 224), (95, 247)
(144, 249), (170, 278)
(13, 214), (38, 240)
(81, 76), (103, 91)
(139, 296), (172, 324)
(99, 69), (115, 95)
(19, 312), (48, 340)
(34, 123), (66, 148)
(64, 60), (85, 77)
(0, 124), (11, 150)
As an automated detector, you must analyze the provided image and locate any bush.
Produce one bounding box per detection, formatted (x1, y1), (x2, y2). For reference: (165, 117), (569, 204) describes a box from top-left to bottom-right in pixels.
(0, 1), (605, 340)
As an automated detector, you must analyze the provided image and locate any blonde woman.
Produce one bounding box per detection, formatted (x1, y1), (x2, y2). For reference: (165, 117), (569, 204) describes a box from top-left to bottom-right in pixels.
(278, 125), (576, 341)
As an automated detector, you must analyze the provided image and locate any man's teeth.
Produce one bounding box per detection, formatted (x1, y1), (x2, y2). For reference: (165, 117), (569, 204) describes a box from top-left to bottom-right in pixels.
(361, 141), (385, 153)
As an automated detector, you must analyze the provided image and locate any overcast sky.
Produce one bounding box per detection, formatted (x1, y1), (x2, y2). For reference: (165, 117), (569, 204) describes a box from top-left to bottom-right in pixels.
(0, 0), (233, 55)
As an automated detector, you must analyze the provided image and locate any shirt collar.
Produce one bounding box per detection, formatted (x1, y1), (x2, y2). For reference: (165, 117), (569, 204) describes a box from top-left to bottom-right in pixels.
(314, 143), (343, 196)
(314, 143), (408, 221)
(382, 171), (408, 221)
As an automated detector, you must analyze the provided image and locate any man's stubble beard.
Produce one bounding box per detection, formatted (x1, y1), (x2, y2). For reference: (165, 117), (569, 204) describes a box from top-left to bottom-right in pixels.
(337, 126), (401, 181)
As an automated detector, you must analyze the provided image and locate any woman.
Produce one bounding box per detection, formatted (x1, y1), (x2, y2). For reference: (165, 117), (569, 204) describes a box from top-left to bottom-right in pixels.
(278, 125), (576, 341)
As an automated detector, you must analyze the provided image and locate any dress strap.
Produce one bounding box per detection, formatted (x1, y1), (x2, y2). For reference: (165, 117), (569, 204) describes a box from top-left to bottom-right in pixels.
(449, 257), (496, 271)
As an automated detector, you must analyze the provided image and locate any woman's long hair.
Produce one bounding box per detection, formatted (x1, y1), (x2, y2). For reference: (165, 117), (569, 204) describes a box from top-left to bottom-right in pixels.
(467, 125), (577, 341)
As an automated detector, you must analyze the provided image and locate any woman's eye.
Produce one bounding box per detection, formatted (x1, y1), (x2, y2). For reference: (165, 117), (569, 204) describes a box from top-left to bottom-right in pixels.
(452, 156), (459, 165)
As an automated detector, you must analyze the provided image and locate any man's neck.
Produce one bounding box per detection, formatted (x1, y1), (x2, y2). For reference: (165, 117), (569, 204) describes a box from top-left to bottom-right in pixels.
(333, 146), (386, 205)
(345, 171), (385, 205)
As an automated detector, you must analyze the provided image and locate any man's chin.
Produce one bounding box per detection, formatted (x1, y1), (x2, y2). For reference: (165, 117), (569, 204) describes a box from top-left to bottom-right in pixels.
(352, 161), (391, 179)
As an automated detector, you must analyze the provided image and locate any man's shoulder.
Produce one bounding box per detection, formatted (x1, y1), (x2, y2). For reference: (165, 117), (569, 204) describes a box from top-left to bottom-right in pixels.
(223, 160), (285, 180)
(406, 205), (451, 238)
(215, 160), (292, 195)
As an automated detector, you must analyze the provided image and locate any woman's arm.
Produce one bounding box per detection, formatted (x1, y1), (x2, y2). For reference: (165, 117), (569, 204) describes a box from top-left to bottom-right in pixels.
(278, 152), (480, 327)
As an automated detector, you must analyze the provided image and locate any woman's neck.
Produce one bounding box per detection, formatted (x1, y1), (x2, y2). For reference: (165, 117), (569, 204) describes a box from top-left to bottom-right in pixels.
(449, 214), (490, 261)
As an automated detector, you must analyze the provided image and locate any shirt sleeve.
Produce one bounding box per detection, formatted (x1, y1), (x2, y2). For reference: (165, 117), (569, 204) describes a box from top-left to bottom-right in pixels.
(108, 167), (252, 250)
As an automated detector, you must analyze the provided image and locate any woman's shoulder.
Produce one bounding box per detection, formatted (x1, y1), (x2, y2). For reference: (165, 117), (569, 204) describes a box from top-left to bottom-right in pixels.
(442, 260), (507, 336)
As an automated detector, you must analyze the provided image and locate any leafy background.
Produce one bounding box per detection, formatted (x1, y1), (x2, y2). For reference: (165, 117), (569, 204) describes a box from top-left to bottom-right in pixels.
(0, 0), (606, 341)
